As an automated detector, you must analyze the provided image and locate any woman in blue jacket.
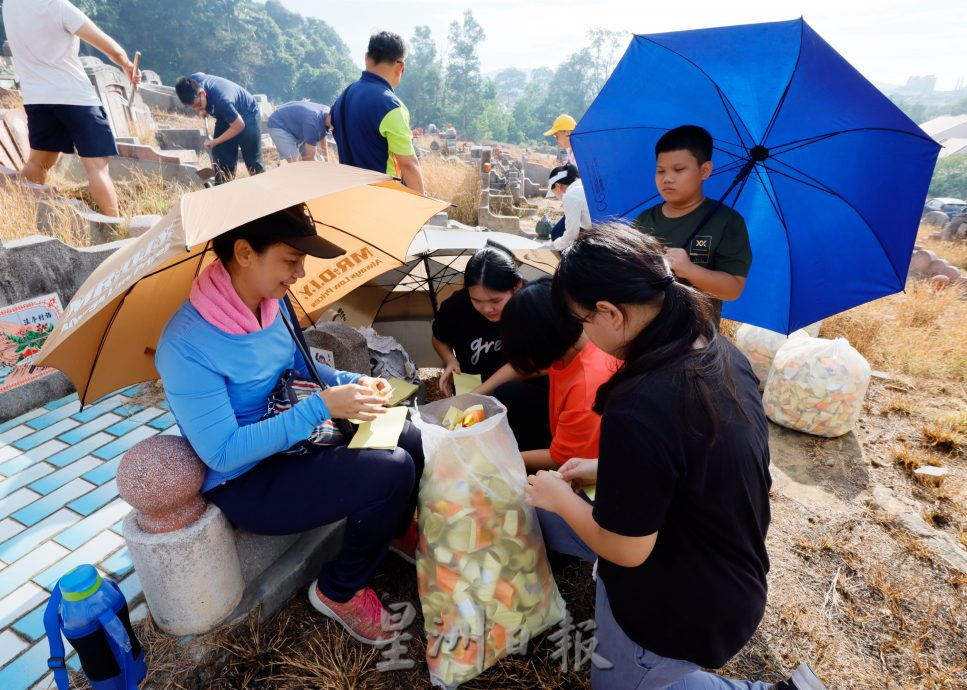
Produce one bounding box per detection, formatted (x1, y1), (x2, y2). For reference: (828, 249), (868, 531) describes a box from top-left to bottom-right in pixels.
(156, 204), (422, 645)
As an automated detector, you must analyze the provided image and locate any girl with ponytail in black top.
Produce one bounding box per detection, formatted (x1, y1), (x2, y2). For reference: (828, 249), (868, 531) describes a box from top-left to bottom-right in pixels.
(526, 223), (825, 690)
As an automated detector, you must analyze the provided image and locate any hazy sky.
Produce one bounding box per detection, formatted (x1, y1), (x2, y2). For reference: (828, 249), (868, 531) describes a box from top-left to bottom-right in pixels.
(280, 0), (966, 91)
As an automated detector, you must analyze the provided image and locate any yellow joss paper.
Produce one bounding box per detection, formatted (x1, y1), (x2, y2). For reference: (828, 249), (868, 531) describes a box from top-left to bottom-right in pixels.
(348, 406), (408, 449)
(442, 406), (464, 430)
(453, 372), (483, 396)
(385, 377), (419, 406)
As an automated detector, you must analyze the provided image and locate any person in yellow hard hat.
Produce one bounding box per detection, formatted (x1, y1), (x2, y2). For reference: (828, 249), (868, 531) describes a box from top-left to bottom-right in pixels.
(544, 114), (578, 167)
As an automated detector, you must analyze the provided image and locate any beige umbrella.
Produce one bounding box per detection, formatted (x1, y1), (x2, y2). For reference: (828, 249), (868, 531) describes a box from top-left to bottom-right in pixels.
(35, 162), (448, 404)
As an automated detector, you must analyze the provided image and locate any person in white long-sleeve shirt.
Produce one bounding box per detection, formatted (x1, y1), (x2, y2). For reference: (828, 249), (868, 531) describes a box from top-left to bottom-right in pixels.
(545, 164), (591, 251)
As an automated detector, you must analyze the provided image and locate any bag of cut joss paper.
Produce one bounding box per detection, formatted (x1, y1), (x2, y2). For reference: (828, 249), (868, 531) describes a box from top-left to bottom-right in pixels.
(735, 325), (808, 389)
(412, 394), (566, 689)
(762, 337), (871, 438)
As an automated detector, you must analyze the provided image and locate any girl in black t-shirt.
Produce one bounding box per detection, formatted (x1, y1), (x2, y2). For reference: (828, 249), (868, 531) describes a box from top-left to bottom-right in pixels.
(431, 242), (523, 396)
(524, 224), (825, 690)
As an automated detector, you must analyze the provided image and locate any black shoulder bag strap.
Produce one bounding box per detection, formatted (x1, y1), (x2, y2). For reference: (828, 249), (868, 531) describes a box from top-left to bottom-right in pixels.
(681, 199), (724, 251)
(335, 84), (356, 167)
(280, 295), (355, 440)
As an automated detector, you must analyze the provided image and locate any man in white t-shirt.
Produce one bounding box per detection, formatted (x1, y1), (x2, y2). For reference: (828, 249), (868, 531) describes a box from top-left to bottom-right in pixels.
(2, 0), (140, 216)
(545, 163), (591, 251)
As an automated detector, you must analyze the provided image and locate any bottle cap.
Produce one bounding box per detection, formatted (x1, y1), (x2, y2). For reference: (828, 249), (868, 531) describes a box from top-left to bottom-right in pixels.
(59, 565), (103, 602)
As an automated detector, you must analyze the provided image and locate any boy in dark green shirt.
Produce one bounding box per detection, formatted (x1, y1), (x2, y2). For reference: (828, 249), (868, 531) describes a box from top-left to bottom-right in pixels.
(633, 125), (752, 321)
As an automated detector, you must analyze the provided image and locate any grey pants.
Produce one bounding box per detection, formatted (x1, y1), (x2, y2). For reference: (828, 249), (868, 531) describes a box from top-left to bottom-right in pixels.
(537, 508), (773, 690)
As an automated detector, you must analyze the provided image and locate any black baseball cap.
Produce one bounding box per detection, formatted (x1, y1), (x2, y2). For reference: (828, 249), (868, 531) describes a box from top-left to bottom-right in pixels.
(233, 204), (346, 259)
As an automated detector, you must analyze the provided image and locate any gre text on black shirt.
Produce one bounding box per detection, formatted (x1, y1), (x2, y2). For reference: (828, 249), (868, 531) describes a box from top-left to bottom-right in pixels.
(430, 289), (505, 381)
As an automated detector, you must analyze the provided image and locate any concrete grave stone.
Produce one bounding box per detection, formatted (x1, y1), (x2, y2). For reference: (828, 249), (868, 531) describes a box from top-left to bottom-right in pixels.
(304, 323), (372, 376)
(0, 234), (127, 419)
(0, 108), (30, 170)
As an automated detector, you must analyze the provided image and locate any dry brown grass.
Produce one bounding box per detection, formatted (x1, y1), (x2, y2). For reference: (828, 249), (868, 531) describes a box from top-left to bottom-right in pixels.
(421, 155), (480, 227)
(0, 184), (89, 245)
(51, 166), (189, 218)
(1, 167), (186, 247)
(920, 231), (967, 271)
(821, 280), (967, 384)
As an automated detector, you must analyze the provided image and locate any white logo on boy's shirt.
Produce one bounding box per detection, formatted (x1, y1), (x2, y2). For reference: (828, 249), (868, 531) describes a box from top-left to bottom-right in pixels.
(470, 337), (501, 365)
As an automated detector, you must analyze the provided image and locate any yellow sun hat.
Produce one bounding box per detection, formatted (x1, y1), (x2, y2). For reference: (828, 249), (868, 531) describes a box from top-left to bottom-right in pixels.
(543, 114), (577, 137)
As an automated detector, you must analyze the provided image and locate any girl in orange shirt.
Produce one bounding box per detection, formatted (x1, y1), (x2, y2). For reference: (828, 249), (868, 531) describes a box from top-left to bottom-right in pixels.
(499, 277), (620, 472)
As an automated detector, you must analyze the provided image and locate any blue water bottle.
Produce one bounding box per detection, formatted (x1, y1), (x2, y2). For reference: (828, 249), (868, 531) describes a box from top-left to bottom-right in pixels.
(43, 564), (146, 690)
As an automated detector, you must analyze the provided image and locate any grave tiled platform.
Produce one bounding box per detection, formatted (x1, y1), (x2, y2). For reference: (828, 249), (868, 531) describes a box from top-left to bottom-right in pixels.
(0, 389), (177, 689)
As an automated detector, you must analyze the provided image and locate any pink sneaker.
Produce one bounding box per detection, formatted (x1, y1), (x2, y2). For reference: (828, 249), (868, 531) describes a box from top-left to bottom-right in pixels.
(308, 584), (389, 645)
(388, 521), (419, 565)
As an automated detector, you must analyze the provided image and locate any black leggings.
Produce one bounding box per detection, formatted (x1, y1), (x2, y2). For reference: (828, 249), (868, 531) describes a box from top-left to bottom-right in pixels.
(206, 421), (424, 602)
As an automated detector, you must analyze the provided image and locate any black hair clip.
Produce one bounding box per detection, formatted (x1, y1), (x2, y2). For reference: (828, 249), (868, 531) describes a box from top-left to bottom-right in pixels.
(653, 275), (676, 290)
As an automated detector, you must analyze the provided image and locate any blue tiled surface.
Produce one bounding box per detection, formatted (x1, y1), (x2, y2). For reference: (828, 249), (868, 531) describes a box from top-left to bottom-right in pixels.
(66, 480), (117, 517)
(24, 403), (81, 431)
(28, 457), (101, 496)
(148, 412), (176, 430)
(100, 547), (134, 579)
(0, 409), (46, 435)
(11, 480), (94, 527)
(0, 639), (51, 690)
(91, 426), (158, 462)
(0, 510), (77, 564)
(10, 606), (45, 642)
(57, 414), (122, 446)
(45, 433), (112, 469)
(0, 392), (160, 686)
(53, 500), (130, 551)
(11, 420), (78, 452)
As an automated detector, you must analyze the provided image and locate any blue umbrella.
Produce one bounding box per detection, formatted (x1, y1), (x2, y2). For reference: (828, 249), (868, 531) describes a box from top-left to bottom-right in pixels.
(571, 18), (941, 333)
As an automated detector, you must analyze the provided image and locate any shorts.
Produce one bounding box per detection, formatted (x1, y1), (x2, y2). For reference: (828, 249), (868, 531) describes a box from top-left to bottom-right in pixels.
(267, 126), (304, 160)
(24, 104), (118, 158)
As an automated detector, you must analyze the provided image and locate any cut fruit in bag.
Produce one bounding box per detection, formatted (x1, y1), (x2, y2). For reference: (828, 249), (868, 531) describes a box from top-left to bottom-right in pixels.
(413, 394), (566, 689)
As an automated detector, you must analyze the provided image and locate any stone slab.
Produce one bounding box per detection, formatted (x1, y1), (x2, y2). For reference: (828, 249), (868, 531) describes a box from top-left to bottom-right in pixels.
(869, 485), (967, 574)
(0, 235), (128, 420)
(304, 323), (371, 376)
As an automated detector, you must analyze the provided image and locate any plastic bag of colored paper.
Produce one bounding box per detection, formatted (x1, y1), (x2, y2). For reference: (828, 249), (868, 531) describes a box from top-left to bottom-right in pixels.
(762, 337), (870, 438)
(412, 394), (566, 689)
(735, 325), (809, 389)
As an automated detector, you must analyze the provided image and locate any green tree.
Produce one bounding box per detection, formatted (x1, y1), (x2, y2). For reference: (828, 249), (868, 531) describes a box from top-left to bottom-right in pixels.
(475, 79), (513, 142)
(929, 154), (967, 200)
(889, 96), (939, 125)
(494, 67), (527, 105)
(444, 9), (486, 136)
(951, 96), (967, 116)
(396, 25), (444, 127)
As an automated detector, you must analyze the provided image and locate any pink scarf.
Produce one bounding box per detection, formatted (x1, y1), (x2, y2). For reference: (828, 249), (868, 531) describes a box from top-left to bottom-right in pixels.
(189, 260), (280, 335)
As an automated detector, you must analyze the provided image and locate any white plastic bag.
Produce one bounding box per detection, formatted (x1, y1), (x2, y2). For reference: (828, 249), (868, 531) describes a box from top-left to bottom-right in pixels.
(762, 337), (870, 438)
(735, 325), (806, 388)
(412, 394), (565, 689)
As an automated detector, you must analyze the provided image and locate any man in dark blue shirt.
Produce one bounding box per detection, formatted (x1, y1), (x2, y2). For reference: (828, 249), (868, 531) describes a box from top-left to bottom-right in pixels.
(331, 32), (424, 194)
(175, 72), (265, 184)
(267, 101), (331, 163)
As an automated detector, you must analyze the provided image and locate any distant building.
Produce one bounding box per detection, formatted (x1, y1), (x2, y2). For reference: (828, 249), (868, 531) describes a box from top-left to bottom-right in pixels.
(920, 114), (967, 158)
(899, 75), (936, 97)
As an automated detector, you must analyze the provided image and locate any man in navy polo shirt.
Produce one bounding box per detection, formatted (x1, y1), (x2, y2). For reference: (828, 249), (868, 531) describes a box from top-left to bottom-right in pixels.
(267, 101), (331, 163)
(174, 72), (265, 184)
(331, 32), (425, 194)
